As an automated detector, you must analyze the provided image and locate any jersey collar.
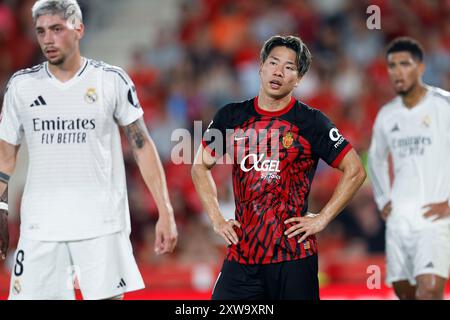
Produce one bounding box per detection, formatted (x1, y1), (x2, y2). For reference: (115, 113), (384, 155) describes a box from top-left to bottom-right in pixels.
(45, 58), (89, 88)
(253, 96), (296, 116)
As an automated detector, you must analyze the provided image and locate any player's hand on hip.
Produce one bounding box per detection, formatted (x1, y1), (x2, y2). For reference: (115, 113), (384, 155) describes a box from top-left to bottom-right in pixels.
(213, 218), (241, 246)
(154, 214), (178, 255)
(0, 211), (8, 260)
(381, 201), (392, 221)
(422, 201), (450, 221)
(284, 212), (327, 244)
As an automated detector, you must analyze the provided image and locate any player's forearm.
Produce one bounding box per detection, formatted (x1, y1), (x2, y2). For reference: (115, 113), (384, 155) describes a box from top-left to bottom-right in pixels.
(0, 183), (8, 259)
(134, 141), (174, 218)
(123, 118), (174, 218)
(0, 140), (18, 203)
(0, 141), (17, 172)
(0, 172), (12, 198)
(191, 164), (225, 226)
(0, 182), (7, 201)
(0, 184), (8, 215)
(320, 154), (366, 225)
(0, 172), (9, 239)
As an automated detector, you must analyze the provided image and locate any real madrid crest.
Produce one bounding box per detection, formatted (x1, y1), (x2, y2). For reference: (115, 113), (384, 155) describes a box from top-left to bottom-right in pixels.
(84, 87), (98, 104)
(13, 279), (21, 295)
(282, 131), (294, 149)
(422, 115), (431, 128)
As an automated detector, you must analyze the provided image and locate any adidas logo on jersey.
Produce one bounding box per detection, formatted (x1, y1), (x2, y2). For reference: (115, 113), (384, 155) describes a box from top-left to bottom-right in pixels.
(391, 123), (400, 132)
(117, 278), (127, 289)
(30, 96), (47, 107)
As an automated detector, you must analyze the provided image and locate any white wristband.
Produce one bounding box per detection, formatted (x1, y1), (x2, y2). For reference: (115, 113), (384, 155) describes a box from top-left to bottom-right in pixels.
(0, 202), (8, 211)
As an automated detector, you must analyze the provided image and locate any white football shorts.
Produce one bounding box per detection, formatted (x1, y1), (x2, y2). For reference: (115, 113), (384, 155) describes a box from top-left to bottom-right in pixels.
(385, 218), (450, 286)
(8, 230), (145, 300)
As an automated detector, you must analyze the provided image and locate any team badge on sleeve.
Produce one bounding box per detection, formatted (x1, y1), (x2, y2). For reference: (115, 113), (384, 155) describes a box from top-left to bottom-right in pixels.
(329, 128), (345, 148)
(127, 86), (141, 108)
(329, 128), (342, 142)
(84, 88), (98, 104)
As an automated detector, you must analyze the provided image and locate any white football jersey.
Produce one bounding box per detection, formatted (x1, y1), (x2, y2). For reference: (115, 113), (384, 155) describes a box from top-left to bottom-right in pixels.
(368, 85), (450, 228)
(0, 58), (143, 241)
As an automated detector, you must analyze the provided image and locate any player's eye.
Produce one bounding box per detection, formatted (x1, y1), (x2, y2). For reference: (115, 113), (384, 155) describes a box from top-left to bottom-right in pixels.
(269, 61), (277, 66)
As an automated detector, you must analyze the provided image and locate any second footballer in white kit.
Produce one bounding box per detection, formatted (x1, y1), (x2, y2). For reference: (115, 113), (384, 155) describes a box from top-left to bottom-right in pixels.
(369, 37), (450, 300)
(0, 0), (178, 299)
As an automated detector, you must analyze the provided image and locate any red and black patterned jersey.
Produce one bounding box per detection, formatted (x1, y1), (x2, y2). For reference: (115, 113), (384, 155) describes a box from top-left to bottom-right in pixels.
(202, 96), (352, 264)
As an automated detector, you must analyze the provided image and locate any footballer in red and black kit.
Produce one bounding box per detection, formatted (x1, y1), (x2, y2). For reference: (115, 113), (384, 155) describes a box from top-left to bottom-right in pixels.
(192, 35), (366, 300)
(202, 96), (352, 265)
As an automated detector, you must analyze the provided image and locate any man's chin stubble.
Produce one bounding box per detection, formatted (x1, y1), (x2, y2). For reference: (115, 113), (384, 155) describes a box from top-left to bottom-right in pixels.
(48, 58), (64, 66)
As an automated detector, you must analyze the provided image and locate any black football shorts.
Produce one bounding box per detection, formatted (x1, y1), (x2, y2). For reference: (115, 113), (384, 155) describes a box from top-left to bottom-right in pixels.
(212, 254), (319, 300)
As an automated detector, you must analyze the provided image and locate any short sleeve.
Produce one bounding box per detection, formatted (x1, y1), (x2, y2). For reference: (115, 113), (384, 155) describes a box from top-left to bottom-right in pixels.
(311, 110), (352, 167)
(0, 79), (24, 145)
(201, 106), (229, 158)
(112, 68), (144, 126)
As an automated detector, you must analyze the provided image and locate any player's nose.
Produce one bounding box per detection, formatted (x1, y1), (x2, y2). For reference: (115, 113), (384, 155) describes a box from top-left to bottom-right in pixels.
(43, 31), (54, 45)
(273, 66), (283, 77)
(389, 68), (401, 79)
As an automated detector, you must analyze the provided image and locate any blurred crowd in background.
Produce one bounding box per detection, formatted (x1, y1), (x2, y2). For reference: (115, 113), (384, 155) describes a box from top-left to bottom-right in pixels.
(1, 0), (450, 289)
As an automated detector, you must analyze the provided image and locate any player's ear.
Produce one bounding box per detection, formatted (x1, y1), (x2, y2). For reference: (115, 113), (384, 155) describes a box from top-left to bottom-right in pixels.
(418, 61), (425, 76)
(76, 23), (85, 40)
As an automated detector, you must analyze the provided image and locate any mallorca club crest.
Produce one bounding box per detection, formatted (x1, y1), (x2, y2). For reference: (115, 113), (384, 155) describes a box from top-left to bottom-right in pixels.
(282, 131), (294, 149)
(84, 87), (98, 104)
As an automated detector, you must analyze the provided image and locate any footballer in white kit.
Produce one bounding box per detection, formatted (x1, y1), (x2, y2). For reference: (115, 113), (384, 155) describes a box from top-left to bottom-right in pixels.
(369, 37), (450, 300)
(0, 0), (177, 300)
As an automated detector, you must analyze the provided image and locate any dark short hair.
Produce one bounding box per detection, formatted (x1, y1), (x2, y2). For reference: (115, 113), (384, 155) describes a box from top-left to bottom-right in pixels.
(260, 35), (312, 76)
(386, 37), (424, 62)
